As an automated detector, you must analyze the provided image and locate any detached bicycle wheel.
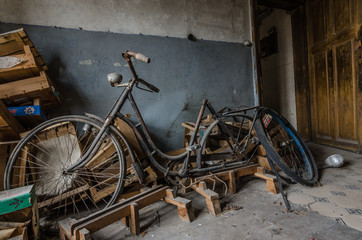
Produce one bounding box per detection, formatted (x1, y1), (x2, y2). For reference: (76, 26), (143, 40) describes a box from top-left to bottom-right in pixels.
(254, 108), (318, 186)
(4, 115), (126, 220)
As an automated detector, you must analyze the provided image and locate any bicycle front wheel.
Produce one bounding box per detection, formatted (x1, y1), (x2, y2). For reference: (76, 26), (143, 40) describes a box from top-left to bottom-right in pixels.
(4, 115), (126, 219)
(254, 108), (318, 186)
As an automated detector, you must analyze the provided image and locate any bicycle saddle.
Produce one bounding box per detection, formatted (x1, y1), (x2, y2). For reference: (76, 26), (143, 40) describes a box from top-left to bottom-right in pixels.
(107, 73), (123, 87)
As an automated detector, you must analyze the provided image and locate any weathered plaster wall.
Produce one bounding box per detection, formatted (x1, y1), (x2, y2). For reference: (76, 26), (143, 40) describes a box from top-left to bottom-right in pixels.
(0, 0), (257, 150)
(259, 8), (297, 128)
(0, 0), (251, 43)
(0, 23), (255, 150)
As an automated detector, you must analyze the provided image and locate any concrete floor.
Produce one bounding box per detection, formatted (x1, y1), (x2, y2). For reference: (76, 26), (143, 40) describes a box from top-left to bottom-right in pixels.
(91, 143), (362, 240)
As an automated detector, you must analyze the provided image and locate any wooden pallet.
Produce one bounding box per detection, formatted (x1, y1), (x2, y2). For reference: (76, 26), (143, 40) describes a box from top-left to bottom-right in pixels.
(0, 28), (47, 71)
(59, 185), (195, 240)
(189, 164), (279, 216)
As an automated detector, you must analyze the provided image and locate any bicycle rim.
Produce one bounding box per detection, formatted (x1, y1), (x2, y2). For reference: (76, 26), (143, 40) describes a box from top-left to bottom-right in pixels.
(255, 108), (318, 186)
(4, 115), (126, 220)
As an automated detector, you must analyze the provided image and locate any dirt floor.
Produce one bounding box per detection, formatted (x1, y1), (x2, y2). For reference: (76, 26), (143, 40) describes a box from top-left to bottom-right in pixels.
(89, 143), (362, 240)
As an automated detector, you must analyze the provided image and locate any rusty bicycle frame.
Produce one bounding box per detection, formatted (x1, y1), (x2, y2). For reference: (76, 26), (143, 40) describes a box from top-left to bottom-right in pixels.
(64, 51), (260, 182)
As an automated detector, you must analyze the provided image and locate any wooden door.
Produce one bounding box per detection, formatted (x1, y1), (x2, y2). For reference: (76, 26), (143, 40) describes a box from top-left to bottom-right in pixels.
(306, 0), (362, 151)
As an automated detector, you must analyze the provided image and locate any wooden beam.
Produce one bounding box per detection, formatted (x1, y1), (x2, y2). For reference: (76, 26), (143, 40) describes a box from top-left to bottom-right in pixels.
(0, 100), (25, 141)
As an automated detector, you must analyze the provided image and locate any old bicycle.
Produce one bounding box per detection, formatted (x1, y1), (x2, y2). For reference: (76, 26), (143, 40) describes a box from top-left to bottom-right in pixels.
(4, 51), (318, 218)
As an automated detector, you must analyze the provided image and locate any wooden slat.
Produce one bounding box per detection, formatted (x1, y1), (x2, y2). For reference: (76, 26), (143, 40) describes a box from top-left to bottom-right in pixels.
(0, 100), (25, 141)
(38, 184), (90, 208)
(0, 46), (40, 82)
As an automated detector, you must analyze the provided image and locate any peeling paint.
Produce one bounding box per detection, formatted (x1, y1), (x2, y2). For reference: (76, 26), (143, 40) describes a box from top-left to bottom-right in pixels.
(79, 59), (93, 65)
(113, 62), (122, 67)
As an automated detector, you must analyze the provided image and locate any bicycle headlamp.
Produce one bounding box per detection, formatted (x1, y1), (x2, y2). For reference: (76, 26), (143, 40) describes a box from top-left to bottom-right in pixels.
(107, 73), (123, 87)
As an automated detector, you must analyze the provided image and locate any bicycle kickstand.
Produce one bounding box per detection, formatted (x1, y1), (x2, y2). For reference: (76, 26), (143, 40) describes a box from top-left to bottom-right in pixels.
(266, 157), (292, 212)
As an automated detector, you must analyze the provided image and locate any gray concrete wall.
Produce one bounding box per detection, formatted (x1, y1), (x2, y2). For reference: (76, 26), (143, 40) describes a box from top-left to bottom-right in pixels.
(259, 8), (297, 128)
(0, 23), (255, 151)
(0, 0), (252, 43)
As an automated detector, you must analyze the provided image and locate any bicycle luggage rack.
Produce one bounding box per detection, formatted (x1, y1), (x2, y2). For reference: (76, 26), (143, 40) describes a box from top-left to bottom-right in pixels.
(59, 185), (195, 240)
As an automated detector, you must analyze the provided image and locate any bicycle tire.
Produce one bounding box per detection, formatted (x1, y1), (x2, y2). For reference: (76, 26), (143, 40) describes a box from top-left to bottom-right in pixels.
(254, 108), (318, 186)
(4, 115), (126, 219)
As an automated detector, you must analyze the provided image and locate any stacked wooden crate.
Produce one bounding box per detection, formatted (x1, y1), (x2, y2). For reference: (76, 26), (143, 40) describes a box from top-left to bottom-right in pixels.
(0, 28), (61, 140)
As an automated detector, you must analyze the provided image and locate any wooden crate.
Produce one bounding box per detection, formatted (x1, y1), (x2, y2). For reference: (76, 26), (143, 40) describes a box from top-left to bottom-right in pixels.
(0, 71), (61, 109)
(8, 103), (47, 128)
(0, 28), (47, 71)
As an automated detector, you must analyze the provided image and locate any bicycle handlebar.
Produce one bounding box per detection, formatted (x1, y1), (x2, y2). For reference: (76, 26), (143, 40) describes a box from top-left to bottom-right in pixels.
(126, 51), (151, 63)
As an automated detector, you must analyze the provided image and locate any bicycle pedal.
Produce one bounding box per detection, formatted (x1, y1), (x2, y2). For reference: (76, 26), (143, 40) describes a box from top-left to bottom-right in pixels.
(132, 162), (146, 184)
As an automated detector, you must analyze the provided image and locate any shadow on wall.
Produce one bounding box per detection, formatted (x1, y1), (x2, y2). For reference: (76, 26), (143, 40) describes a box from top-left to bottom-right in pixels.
(47, 56), (87, 115)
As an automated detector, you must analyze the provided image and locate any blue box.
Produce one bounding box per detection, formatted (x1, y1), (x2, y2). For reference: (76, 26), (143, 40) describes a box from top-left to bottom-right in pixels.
(8, 105), (47, 128)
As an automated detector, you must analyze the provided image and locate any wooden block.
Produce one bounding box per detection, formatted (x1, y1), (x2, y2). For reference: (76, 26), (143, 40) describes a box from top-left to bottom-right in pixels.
(266, 179), (280, 194)
(59, 220), (69, 240)
(129, 203), (140, 235)
(254, 172), (279, 194)
(164, 196), (195, 222)
(228, 170), (237, 194)
(205, 194), (221, 216)
(121, 217), (129, 227)
(79, 228), (91, 240)
(256, 166), (266, 174)
(256, 155), (273, 171)
(198, 181), (207, 190)
(192, 186), (221, 216)
(165, 189), (177, 199)
(257, 145), (267, 156)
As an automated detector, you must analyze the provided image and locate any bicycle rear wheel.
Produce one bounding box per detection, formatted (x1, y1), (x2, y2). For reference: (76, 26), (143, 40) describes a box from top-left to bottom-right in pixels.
(4, 115), (126, 220)
(254, 108), (318, 186)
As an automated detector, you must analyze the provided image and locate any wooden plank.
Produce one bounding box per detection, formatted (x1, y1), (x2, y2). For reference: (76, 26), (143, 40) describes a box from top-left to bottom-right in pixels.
(17, 146), (28, 187)
(38, 184), (90, 208)
(0, 100), (25, 141)
(0, 45), (40, 82)
(86, 141), (116, 170)
(0, 39), (23, 56)
(291, 6), (312, 140)
(114, 118), (145, 159)
(72, 186), (169, 239)
(0, 71), (49, 97)
(228, 170), (236, 194)
(0, 71), (61, 109)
